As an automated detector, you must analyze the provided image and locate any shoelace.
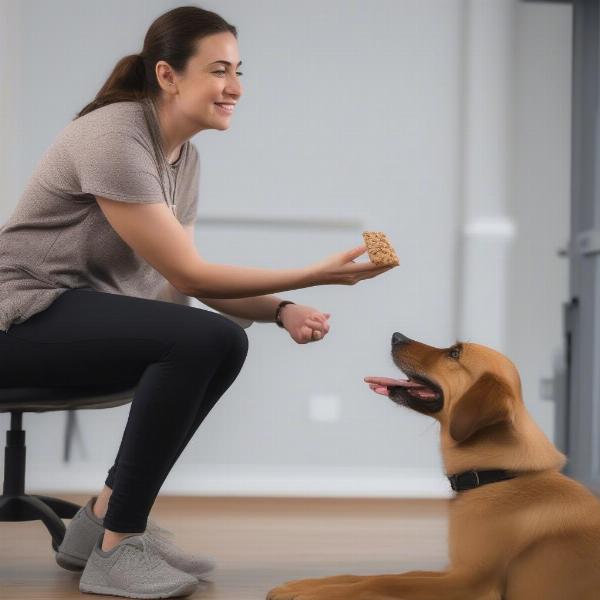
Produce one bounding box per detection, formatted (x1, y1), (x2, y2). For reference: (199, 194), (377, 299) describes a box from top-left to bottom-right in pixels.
(117, 536), (163, 570)
(140, 536), (164, 569)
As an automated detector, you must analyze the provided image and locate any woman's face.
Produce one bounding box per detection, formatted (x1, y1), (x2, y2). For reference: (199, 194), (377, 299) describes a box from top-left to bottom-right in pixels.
(163, 31), (243, 132)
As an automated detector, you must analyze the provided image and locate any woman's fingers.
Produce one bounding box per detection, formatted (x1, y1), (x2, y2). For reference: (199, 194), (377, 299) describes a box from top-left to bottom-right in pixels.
(306, 318), (329, 333)
(346, 245), (367, 260)
(308, 315), (328, 327)
(348, 260), (395, 273)
(298, 323), (327, 343)
(300, 325), (314, 343)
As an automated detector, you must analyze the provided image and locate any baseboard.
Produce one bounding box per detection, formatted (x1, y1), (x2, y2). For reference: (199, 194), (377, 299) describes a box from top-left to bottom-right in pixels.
(27, 464), (452, 498)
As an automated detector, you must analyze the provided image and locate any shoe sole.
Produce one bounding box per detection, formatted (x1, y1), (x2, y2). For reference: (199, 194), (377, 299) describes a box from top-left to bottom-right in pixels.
(55, 550), (87, 571)
(56, 550), (215, 579)
(79, 580), (198, 598)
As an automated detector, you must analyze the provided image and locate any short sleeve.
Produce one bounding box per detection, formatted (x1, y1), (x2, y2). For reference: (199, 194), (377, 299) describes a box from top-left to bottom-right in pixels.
(178, 146), (200, 225)
(75, 131), (165, 203)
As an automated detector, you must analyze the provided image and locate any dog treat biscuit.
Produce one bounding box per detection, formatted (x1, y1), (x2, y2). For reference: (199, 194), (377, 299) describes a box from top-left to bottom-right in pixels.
(362, 231), (400, 266)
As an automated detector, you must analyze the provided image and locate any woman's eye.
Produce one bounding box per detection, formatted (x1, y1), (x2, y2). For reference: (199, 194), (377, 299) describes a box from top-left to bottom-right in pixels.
(213, 71), (243, 77)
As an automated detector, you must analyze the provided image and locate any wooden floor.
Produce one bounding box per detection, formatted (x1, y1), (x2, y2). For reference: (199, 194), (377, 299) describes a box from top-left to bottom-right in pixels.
(0, 494), (450, 599)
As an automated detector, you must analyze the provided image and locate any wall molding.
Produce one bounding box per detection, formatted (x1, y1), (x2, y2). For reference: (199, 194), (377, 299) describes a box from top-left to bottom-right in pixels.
(28, 464), (453, 499)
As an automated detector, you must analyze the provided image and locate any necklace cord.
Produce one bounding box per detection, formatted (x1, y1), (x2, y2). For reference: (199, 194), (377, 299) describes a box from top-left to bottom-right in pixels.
(140, 97), (179, 216)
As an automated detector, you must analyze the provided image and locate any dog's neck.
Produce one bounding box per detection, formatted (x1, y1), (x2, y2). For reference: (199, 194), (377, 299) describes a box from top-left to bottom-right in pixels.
(441, 407), (566, 476)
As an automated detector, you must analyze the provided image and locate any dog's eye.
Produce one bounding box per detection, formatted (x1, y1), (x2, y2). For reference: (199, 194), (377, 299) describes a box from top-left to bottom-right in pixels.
(448, 347), (461, 360)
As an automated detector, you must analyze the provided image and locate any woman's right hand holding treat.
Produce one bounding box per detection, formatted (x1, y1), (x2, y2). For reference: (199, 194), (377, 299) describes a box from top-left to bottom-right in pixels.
(309, 244), (398, 286)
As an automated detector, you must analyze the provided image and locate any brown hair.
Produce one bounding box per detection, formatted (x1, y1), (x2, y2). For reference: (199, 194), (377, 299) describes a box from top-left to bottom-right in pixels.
(74, 5), (237, 120)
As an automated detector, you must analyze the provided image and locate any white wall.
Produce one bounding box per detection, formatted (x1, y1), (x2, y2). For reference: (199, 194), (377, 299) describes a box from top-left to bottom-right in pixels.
(506, 2), (572, 440)
(0, 0), (22, 224)
(0, 0), (571, 497)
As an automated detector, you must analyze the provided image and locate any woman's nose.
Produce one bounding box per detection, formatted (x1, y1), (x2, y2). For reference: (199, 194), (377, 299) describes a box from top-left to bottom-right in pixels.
(226, 79), (242, 98)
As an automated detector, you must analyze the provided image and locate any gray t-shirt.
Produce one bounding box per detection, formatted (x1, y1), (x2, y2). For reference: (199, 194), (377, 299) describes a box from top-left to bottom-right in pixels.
(0, 100), (199, 332)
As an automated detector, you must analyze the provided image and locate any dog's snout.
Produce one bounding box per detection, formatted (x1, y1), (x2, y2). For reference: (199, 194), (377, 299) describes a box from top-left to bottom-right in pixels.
(392, 332), (411, 347)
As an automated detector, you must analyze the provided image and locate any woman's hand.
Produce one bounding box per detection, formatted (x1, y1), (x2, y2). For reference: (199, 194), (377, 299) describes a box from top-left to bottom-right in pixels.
(279, 303), (331, 344)
(308, 244), (397, 286)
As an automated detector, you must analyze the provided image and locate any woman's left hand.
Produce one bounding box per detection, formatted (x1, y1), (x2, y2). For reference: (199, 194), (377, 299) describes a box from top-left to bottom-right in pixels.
(279, 303), (331, 344)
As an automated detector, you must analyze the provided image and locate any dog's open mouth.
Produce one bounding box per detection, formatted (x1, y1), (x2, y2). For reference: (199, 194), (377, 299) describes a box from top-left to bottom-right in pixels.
(364, 373), (443, 412)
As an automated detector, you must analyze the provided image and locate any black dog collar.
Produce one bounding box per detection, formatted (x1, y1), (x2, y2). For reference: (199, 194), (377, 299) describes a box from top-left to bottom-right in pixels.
(447, 469), (517, 492)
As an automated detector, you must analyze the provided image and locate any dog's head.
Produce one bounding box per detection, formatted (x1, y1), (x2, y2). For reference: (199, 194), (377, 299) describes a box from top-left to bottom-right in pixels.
(365, 333), (521, 445)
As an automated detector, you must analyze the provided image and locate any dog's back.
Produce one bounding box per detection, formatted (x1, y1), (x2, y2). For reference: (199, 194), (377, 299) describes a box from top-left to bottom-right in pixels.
(448, 470), (600, 599)
(505, 527), (600, 600)
(507, 471), (600, 600)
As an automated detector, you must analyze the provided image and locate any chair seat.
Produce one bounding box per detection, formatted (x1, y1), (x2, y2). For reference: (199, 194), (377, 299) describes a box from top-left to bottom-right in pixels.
(0, 384), (137, 412)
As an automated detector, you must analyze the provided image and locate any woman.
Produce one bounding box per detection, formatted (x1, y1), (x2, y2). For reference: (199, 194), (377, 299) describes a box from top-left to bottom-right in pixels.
(0, 5), (394, 598)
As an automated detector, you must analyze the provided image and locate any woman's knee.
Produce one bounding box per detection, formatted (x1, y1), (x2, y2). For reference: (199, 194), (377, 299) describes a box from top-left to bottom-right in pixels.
(221, 317), (249, 363)
(171, 310), (248, 363)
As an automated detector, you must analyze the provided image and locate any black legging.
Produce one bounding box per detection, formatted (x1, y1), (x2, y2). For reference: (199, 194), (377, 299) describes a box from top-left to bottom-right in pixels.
(0, 288), (249, 532)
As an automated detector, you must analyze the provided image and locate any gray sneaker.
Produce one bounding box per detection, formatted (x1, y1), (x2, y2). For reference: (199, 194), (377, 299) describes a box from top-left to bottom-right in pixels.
(79, 533), (199, 599)
(56, 497), (215, 580)
(144, 521), (216, 580)
(56, 497), (103, 571)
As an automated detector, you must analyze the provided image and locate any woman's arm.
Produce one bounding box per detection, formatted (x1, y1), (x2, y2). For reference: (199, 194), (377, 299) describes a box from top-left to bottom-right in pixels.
(197, 294), (285, 322)
(95, 197), (314, 298)
(162, 224), (285, 321)
(158, 278), (285, 322)
(96, 196), (391, 302)
(155, 279), (191, 305)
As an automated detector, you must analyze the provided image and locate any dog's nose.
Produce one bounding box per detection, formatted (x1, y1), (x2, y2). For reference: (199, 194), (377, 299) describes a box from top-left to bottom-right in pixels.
(392, 332), (411, 346)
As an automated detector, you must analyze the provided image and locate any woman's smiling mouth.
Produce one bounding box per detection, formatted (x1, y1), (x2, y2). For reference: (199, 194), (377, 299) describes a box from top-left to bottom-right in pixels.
(215, 102), (235, 114)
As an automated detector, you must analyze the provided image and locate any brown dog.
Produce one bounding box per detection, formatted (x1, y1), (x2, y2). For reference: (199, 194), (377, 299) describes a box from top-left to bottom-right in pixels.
(266, 333), (600, 600)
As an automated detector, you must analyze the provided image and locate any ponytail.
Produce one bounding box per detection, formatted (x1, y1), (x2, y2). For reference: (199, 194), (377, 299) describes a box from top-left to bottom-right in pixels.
(75, 54), (147, 119)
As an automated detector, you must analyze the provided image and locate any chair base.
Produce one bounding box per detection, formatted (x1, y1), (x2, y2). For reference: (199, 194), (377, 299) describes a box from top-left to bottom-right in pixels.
(0, 493), (81, 551)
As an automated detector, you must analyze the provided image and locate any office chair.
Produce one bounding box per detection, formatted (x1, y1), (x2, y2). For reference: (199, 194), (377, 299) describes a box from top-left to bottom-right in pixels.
(0, 385), (136, 551)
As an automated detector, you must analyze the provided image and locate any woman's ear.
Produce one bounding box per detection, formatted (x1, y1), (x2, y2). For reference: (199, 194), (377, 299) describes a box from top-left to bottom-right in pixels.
(449, 372), (515, 444)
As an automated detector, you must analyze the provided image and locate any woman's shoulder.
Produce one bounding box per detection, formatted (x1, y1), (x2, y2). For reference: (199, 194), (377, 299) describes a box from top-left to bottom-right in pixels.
(54, 102), (151, 157)
(74, 101), (144, 130)
(78, 100), (144, 121)
(62, 101), (145, 141)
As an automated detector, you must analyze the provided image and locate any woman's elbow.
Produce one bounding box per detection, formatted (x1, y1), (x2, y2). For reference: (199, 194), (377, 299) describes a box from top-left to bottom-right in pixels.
(173, 260), (210, 297)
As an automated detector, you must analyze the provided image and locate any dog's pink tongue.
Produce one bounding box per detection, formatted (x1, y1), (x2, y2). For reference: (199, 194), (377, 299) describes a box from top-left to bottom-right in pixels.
(364, 376), (423, 397)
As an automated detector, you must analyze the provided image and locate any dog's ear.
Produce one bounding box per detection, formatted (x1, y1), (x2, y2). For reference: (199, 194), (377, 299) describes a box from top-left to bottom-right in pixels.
(449, 372), (515, 444)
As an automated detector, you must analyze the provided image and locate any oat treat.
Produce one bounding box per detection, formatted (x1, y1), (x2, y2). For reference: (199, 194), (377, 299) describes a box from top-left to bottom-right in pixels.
(362, 231), (400, 267)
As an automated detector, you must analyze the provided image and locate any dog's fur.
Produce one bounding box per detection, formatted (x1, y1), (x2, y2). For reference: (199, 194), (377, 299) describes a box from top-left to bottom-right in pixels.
(267, 336), (600, 600)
